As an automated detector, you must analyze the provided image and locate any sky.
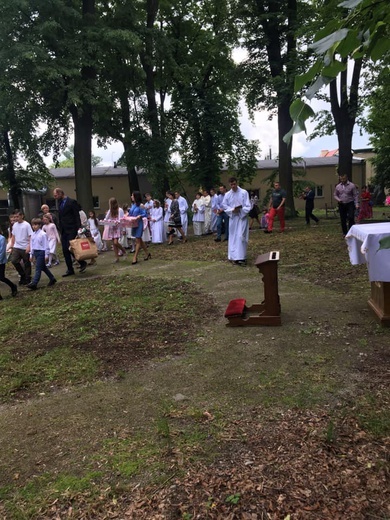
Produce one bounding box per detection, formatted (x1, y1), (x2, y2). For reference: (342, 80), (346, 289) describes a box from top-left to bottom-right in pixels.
(91, 102), (371, 167)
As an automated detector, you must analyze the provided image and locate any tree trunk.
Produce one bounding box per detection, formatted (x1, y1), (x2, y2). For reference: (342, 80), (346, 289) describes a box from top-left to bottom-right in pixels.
(259, 0), (297, 217)
(330, 59), (362, 182)
(278, 100), (295, 216)
(123, 142), (140, 193)
(140, 0), (170, 195)
(2, 130), (22, 210)
(71, 108), (94, 211)
(68, 0), (96, 212)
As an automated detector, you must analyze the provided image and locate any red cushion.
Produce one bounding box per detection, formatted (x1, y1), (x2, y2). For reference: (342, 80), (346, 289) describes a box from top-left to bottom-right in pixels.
(225, 298), (246, 317)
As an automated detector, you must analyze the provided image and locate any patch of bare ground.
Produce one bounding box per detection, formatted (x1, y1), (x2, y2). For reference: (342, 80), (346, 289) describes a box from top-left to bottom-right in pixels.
(24, 409), (389, 519)
(0, 218), (389, 519)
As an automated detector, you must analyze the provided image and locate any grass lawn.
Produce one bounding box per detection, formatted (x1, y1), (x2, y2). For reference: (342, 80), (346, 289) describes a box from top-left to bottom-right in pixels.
(0, 212), (389, 519)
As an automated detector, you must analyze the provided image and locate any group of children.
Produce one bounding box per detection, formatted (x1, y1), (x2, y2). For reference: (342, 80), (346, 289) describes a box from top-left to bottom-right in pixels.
(0, 210), (60, 297)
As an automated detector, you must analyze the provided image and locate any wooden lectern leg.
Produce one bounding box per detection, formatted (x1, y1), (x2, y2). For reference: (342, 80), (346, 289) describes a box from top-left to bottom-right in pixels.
(368, 282), (390, 327)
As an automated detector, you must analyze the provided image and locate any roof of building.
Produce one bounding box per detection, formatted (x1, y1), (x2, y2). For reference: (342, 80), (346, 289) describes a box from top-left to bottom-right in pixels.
(50, 166), (131, 178)
(320, 149), (339, 157)
(250, 156), (364, 170)
(49, 157), (365, 178)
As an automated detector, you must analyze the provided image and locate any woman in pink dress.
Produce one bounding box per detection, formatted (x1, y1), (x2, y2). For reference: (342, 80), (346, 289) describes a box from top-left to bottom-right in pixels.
(104, 198), (127, 263)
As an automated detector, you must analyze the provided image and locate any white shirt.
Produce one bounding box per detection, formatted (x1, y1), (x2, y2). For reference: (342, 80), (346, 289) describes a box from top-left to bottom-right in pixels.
(30, 228), (50, 255)
(177, 196), (188, 214)
(12, 220), (33, 249)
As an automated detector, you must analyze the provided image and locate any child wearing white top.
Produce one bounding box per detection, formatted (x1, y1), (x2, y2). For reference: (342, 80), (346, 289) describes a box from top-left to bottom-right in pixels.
(27, 218), (56, 290)
(88, 211), (103, 251)
(42, 213), (61, 267)
(150, 200), (165, 243)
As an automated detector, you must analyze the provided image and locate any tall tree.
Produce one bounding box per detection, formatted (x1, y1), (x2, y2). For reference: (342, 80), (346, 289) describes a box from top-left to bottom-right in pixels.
(295, 0), (364, 181)
(364, 61), (390, 193)
(0, 0), (67, 208)
(288, 0), (390, 146)
(165, 0), (258, 190)
(95, 0), (150, 193)
(237, 0), (311, 215)
(0, 0), (107, 212)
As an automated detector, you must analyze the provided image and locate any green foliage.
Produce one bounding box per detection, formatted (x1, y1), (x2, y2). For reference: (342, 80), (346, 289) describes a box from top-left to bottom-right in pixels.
(289, 0), (390, 142)
(236, 0), (317, 215)
(166, 0), (258, 190)
(225, 493), (241, 505)
(51, 145), (102, 168)
(364, 61), (390, 190)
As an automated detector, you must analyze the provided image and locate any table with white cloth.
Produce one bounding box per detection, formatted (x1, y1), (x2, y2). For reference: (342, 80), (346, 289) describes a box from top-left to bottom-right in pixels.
(346, 222), (390, 325)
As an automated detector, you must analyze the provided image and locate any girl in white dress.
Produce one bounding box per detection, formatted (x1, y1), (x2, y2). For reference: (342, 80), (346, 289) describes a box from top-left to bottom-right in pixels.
(150, 200), (165, 243)
(42, 213), (60, 266)
(88, 211), (103, 251)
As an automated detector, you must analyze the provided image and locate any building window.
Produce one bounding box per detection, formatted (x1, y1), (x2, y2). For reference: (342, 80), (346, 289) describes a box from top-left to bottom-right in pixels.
(93, 196), (100, 209)
(316, 186), (324, 197)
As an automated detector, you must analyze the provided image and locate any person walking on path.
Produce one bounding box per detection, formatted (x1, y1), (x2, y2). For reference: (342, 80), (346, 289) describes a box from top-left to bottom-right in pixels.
(201, 189), (212, 234)
(192, 192), (205, 236)
(265, 181), (287, 233)
(356, 185), (372, 223)
(42, 213), (61, 266)
(333, 174), (359, 236)
(223, 177), (251, 266)
(215, 184), (229, 242)
(26, 218), (57, 290)
(302, 186), (319, 225)
(174, 190), (189, 237)
(150, 200), (165, 244)
(53, 187), (88, 277)
(9, 210), (33, 285)
(0, 226), (17, 299)
(210, 188), (218, 233)
(166, 191), (187, 245)
(104, 197), (126, 263)
(129, 191), (150, 264)
(248, 192), (261, 229)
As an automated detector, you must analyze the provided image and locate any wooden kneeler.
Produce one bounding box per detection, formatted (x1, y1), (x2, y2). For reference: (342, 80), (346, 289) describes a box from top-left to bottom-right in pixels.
(225, 251), (281, 327)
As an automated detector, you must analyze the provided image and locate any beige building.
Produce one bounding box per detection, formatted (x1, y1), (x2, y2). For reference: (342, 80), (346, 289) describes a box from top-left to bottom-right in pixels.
(220, 156), (365, 211)
(0, 156), (365, 224)
(353, 148), (376, 185)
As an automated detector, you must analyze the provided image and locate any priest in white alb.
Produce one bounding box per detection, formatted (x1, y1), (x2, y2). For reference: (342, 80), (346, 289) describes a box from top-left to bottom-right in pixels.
(223, 177), (251, 266)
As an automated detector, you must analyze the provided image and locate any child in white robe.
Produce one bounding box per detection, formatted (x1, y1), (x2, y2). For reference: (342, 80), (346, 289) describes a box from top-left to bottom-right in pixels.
(192, 193), (205, 236)
(210, 189), (219, 233)
(150, 200), (165, 243)
(201, 189), (212, 234)
(164, 194), (172, 236)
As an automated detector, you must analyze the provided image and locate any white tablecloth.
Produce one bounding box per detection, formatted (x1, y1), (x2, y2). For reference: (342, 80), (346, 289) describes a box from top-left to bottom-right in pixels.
(345, 223), (390, 281)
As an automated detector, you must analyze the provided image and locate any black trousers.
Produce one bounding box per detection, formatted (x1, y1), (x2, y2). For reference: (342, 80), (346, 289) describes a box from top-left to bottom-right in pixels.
(0, 263), (17, 296)
(305, 203), (319, 224)
(338, 201), (355, 235)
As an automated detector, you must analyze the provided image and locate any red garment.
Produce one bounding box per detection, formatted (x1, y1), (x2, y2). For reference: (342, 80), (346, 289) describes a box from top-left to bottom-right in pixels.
(357, 190), (372, 221)
(268, 206), (285, 232)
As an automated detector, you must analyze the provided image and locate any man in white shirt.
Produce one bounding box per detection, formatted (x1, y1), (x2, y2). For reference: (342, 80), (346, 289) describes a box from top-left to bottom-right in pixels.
(10, 210), (33, 285)
(223, 177), (251, 266)
(174, 190), (189, 236)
